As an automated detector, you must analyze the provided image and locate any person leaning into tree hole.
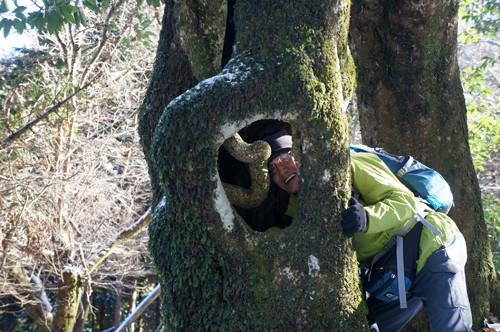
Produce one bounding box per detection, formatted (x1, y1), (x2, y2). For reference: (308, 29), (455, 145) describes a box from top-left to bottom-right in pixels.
(263, 130), (473, 332)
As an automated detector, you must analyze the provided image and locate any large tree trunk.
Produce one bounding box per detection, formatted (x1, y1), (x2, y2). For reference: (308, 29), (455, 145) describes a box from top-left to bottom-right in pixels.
(349, 0), (499, 329)
(141, 0), (366, 330)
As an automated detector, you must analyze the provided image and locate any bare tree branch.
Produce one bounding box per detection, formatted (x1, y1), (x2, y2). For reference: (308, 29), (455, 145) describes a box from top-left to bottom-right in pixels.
(87, 207), (152, 274)
(89, 108), (138, 139)
(78, 0), (138, 87)
(115, 284), (161, 332)
(9, 263), (54, 332)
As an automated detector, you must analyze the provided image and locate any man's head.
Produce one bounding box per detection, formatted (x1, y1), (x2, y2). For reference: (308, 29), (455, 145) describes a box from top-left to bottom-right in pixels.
(263, 130), (301, 194)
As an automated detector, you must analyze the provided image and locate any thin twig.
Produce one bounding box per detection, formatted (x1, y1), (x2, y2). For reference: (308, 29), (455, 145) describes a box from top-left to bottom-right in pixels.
(87, 207), (152, 274)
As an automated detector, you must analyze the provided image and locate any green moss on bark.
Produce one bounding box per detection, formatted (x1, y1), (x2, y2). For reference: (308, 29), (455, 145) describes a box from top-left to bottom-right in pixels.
(146, 0), (367, 330)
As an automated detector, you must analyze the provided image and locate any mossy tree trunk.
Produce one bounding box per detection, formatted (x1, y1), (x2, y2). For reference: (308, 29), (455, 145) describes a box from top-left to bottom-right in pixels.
(138, 0), (198, 206)
(52, 269), (83, 331)
(349, 0), (499, 329)
(140, 0), (368, 330)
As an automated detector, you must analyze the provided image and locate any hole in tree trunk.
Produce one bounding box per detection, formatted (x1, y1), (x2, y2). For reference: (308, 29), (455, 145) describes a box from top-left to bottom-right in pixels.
(218, 120), (295, 232)
(221, 0), (236, 68)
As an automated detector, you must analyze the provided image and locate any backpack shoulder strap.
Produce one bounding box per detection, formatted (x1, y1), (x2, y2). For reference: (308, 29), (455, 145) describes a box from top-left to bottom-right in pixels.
(368, 202), (442, 308)
(368, 214), (418, 276)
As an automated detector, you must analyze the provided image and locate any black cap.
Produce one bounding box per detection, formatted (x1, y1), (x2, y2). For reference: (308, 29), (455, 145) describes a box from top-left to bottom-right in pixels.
(263, 130), (292, 165)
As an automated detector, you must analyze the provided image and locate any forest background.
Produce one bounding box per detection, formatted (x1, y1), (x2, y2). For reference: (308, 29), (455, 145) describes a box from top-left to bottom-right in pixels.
(0, 0), (498, 331)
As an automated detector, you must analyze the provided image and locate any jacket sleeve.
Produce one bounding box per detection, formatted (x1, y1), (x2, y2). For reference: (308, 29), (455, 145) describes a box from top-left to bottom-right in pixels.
(350, 152), (418, 234)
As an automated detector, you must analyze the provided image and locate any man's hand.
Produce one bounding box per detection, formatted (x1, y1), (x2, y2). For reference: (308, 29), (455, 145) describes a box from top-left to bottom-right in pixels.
(341, 198), (368, 236)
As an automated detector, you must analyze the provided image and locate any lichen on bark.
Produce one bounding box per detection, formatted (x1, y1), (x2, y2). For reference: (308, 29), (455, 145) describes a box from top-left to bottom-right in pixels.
(221, 133), (271, 208)
(52, 267), (83, 332)
(174, 0), (228, 80)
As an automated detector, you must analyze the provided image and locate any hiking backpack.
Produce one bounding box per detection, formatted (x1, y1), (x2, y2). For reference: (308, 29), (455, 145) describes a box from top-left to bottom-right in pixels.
(350, 144), (453, 309)
(349, 145), (454, 214)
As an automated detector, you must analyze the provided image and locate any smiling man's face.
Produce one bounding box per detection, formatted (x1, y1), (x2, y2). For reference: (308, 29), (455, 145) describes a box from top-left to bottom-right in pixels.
(269, 151), (301, 194)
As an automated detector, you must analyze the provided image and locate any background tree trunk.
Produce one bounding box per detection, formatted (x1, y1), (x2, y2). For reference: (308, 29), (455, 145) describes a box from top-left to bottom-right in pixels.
(140, 0), (366, 330)
(349, 0), (499, 329)
(52, 269), (83, 332)
(113, 288), (122, 330)
(73, 286), (91, 332)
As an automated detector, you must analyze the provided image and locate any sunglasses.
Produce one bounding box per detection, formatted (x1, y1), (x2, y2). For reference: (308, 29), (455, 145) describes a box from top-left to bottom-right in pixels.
(269, 152), (292, 173)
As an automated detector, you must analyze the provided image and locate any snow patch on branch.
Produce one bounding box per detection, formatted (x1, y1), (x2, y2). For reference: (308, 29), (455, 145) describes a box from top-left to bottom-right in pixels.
(218, 113), (269, 143)
(279, 267), (299, 284)
(62, 265), (83, 276)
(29, 272), (54, 314)
(167, 57), (264, 110)
(217, 111), (299, 145)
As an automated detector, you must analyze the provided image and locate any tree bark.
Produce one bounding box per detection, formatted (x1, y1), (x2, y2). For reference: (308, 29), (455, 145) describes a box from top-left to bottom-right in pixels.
(113, 288), (122, 330)
(142, 0), (366, 330)
(52, 268), (83, 332)
(138, 0), (198, 206)
(349, 0), (499, 329)
(72, 286), (91, 332)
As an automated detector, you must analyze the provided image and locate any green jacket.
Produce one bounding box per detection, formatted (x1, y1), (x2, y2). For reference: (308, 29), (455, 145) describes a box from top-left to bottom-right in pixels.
(350, 151), (460, 272)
